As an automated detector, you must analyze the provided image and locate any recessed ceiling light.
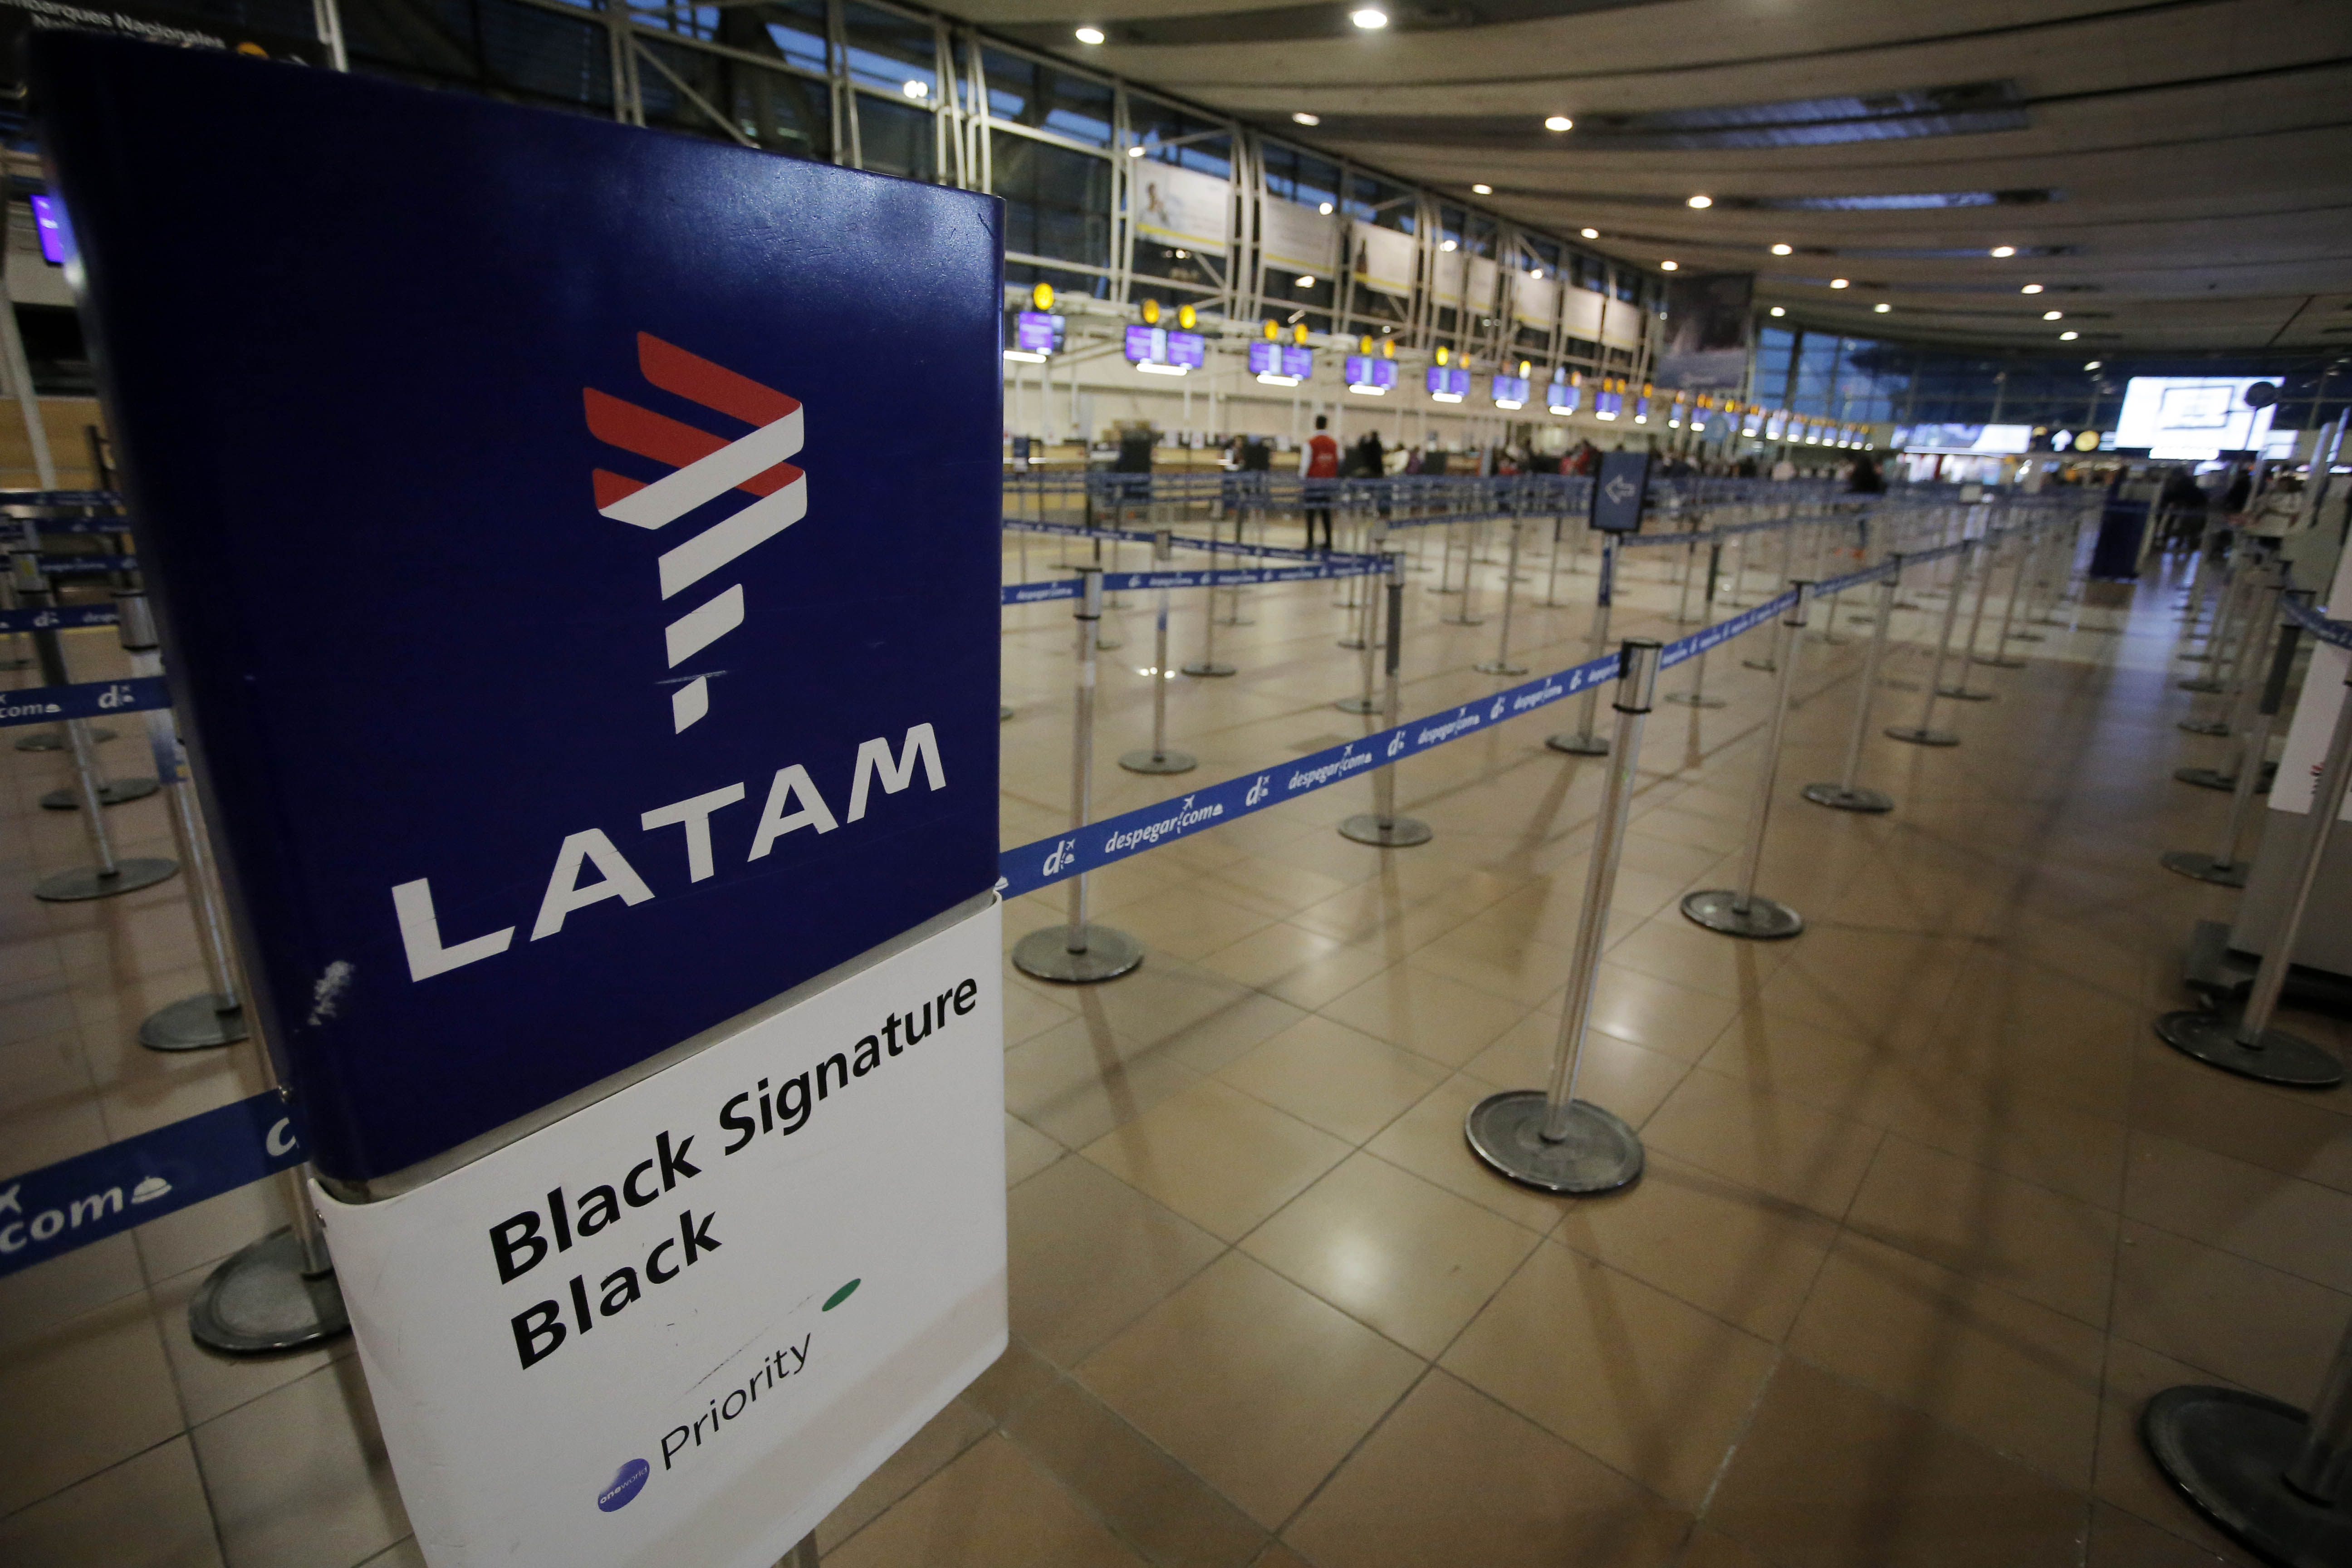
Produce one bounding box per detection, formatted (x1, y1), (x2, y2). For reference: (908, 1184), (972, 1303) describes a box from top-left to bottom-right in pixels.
(1528, 267), (1543, 279)
(1439, 238), (1457, 251)
(2084, 360), (2102, 370)
(1769, 305), (1786, 317)
(1830, 278), (1849, 289)
(2021, 283), (2043, 294)
(2059, 330), (2078, 340)
(1296, 274), (1314, 286)
(1580, 227), (1598, 239)
(1292, 112), (1319, 126)
(1318, 201), (1333, 215)
(1126, 145), (1144, 157)
(1873, 302), (1891, 313)
(1660, 260), (1677, 270)
(1349, 7), (1388, 26)
(1990, 245), (2016, 258)
(902, 79), (927, 98)
(1544, 115), (1573, 132)
(2043, 310), (2063, 320)
(1073, 24), (1104, 43)
(1770, 243), (1792, 255)
(1687, 195), (1712, 209)
(1472, 184), (1492, 195)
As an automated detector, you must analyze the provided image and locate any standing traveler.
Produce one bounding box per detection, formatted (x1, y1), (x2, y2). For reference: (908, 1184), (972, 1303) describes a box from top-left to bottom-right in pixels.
(1301, 414), (1340, 549)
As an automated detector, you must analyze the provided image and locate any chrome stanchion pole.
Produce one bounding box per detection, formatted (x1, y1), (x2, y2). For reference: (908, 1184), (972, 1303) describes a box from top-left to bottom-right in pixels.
(2178, 563), (2284, 790)
(2180, 540), (2251, 696)
(1121, 532), (1196, 776)
(1475, 509), (1529, 676)
(1465, 639), (1657, 1194)
(1547, 533), (1614, 757)
(113, 593), (250, 1050)
(1338, 536), (1383, 715)
(1666, 541), (1727, 708)
(1445, 514), (1486, 626)
(1181, 524), (1235, 677)
(2151, 648), (2352, 1088)
(1940, 525), (1999, 701)
(1341, 552), (1431, 847)
(2162, 603), (2301, 887)
(1012, 568), (1144, 984)
(1976, 520), (2033, 669)
(1887, 540), (1971, 747)
(29, 579), (176, 902)
(1804, 560), (1901, 813)
(1684, 583), (1812, 938)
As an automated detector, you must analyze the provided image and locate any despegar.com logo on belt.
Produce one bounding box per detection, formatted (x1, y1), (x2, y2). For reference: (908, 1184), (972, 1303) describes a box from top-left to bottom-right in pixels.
(584, 334), (808, 734)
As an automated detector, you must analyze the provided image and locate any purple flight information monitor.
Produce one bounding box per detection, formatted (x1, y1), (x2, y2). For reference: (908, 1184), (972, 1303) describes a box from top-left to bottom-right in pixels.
(1167, 330), (1205, 368)
(1015, 310), (1060, 353)
(28, 193), (67, 263)
(1282, 345), (1313, 379)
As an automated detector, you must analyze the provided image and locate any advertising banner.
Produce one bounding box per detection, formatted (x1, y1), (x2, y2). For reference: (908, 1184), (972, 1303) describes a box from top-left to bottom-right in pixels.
(1431, 245), (1465, 309)
(1655, 271), (1752, 391)
(1560, 282), (1605, 340)
(1132, 161), (1230, 256)
(1512, 272), (1558, 328)
(39, 34), (1004, 1187)
(1259, 194), (1335, 277)
(1352, 222), (1416, 299)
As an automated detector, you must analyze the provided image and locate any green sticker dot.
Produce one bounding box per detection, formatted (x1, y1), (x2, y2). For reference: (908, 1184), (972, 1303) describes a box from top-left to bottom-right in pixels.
(823, 1279), (860, 1311)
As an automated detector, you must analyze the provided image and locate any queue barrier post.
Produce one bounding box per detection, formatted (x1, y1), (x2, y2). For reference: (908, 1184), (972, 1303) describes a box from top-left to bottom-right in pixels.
(1887, 539), (1971, 748)
(1181, 525), (1235, 678)
(1976, 520), (2033, 669)
(1012, 568), (1144, 984)
(1121, 532), (1197, 777)
(1464, 639), (1657, 1194)
(1666, 541), (1728, 708)
(1475, 508), (1529, 676)
(1546, 533), (1614, 757)
(1940, 527), (1999, 701)
(1683, 584), (1812, 939)
(2177, 563), (2284, 791)
(1444, 516), (1486, 627)
(1340, 553), (1432, 848)
(2179, 542), (2252, 695)
(2140, 1290), (2352, 1564)
(2151, 644), (2352, 1088)
(1804, 560), (1901, 813)
(2162, 602), (2302, 888)
(26, 577), (176, 902)
(1338, 536), (1383, 715)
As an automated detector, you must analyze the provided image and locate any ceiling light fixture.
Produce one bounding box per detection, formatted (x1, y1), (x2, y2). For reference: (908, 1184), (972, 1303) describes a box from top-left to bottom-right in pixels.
(2021, 283), (2043, 294)
(1873, 302), (1891, 313)
(2043, 310), (2063, 321)
(1769, 305), (1786, 316)
(1830, 278), (1849, 289)
(1073, 24), (1103, 43)
(1126, 145), (1144, 157)
(1661, 260), (1678, 270)
(902, 79), (927, 98)
(1687, 195), (1712, 209)
(1990, 245), (2016, 258)
(1439, 238), (1457, 251)
(1770, 243), (1792, 255)
(1296, 274), (1314, 287)
(1292, 112), (1319, 126)
(2084, 360), (2102, 370)
(1544, 115), (1573, 132)
(1580, 227), (1598, 238)
(1471, 184), (1492, 195)
(2059, 330), (2079, 341)
(1349, 7), (1388, 26)
(1318, 201), (1333, 215)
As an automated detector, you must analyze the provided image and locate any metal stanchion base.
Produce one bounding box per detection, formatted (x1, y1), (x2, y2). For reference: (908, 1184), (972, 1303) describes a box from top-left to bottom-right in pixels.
(1335, 694), (1379, 714)
(1464, 1091), (1643, 1195)
(2179, 677), (2225, 694)
(1818, 632), (1852, 647)
(1681, 889), (1803, 939)
(1443, 614), (1487, 627)
(2009, 631), (2046, 642)
(188, 1228), (350, 1354)
(1119, 748), (1197, 775)
(2178, 717), (2231, 736)
(16, 726), (114, 752)
(1428, 585), (1463, 595)
(2175, 766), (2234, 792)
(140, 993), (248, 1052)
(2159, 850), (2249, 887)
(1011, 925), (1144, 984)
(1545, 732), (1609, 757)
(1803, 782), (1894, 813)
(1886, 725), (1960, 747)
(1181, 660), (1236, 678)
(2140, 1386), (2352, 1568)
(39, 776), (159, 811)
(33, 857), (178, 902)
(1337, 637), (1367, 651)
(1095, 634), (1125, 651)
(1937, 685), (1995, 702)
(1339, 813), (1433, 847)
(1741, 657), (1777, 671)
(1214, 615), (1255, 627)
(2153, 1009), (2345, 1087)
(1977, 654), (2028, 669)
(1664, 691), (1727, 709)
(1475, 658), (1529, 676)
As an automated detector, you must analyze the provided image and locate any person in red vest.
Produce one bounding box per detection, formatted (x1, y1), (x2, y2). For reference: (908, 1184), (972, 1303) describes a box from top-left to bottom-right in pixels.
(1300, 415), (1340, 549)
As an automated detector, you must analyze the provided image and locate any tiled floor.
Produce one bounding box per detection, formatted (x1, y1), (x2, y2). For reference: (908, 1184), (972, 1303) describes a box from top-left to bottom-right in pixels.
(5, 505), (2347, 1568)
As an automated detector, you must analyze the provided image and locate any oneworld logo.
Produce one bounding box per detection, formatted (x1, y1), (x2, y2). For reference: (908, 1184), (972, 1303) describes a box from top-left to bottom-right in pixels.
(584, 334), (808, 734)
(597, 1457), (651, 1513)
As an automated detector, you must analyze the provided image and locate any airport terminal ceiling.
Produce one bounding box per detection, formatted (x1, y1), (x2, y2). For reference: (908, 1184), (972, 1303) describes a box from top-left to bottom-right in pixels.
(951, 0), (2352, 353)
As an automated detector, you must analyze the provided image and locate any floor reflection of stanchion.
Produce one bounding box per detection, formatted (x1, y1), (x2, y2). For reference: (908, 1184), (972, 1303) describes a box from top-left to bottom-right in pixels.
(1465, 639), (1657, 1194)
(1683, 584), (1812, 939)
(1666, 541), (1726, 708)
(1547, 533), (1614, 757)
(2152, 646), (2352, 1088)
(2162, 600), (2301, 887)
(1940, 528), (1999, 701)
(1121, 533), (1196, 777)
(2141, 1300), (2352, 1564)
(1339, 553), (1430, 847)
(115, 591), (249, 1049)
(1014, 568), (1143, 984)
(1338, 536), (1383, 715)
(1475, 510), (1529, 676)
(1886, 540), (1972, 748)
(1805, 561), (1901, 814)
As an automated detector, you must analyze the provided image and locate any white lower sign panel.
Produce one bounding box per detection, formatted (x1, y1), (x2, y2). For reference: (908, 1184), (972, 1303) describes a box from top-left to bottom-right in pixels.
(319, 900), (1005, 1568)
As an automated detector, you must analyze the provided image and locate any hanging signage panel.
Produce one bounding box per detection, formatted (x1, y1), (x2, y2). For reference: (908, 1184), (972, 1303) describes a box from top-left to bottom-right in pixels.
(1512, 273), (1558, 327)
(1561, 281), (1604, 339)
(1431, 246), (1466, 309)
(1259, 195), (1335, 276)
(1466, 255), (1499, 316)
(37, 35), (1004, 1184)
(1352, 222), (1416, 299)
(1132, 161), (1230, 256)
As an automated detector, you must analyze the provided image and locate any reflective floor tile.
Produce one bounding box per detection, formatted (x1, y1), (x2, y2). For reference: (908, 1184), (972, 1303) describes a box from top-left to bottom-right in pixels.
(0, 1438), (222, 1568)
(1213, 1015), (1447, 1144)
(824, 1432), (1148, 1568)
(1006, 1156), (1225, 1368)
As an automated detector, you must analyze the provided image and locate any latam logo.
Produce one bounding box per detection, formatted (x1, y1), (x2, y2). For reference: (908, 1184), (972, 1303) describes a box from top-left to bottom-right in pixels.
(584, 335), (807, 734)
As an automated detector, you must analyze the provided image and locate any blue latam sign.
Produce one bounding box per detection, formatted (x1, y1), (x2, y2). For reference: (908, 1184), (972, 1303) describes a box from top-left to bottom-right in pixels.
(38, 34), (1003, 1182)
